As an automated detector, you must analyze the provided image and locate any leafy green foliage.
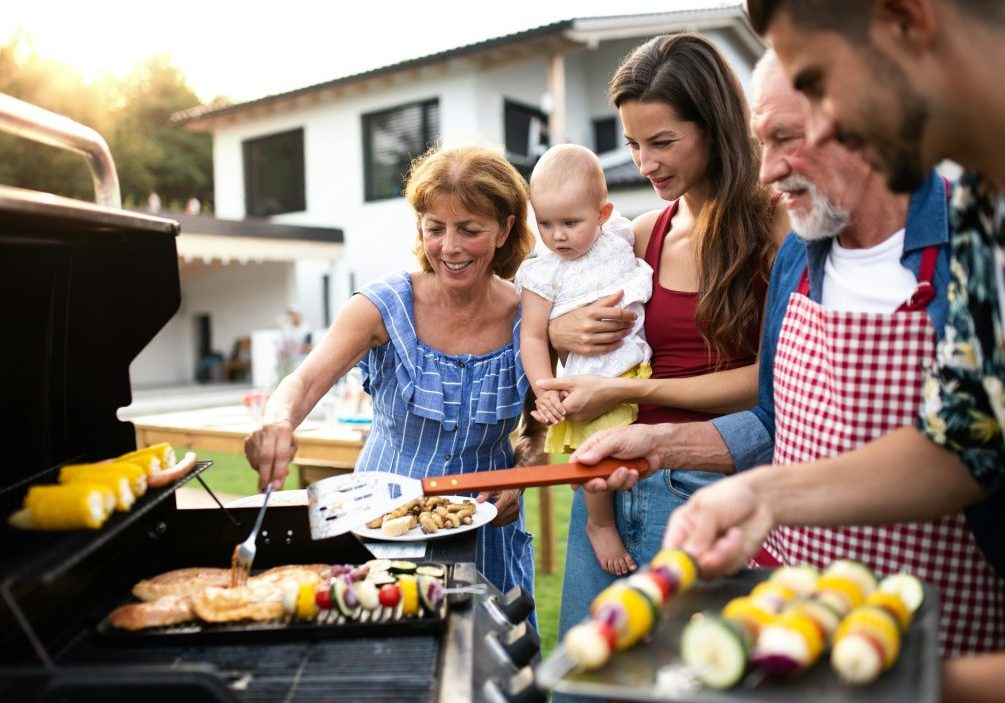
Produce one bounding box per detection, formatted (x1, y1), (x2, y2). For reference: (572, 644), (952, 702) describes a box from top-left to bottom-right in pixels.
(0, 37), (212, 208)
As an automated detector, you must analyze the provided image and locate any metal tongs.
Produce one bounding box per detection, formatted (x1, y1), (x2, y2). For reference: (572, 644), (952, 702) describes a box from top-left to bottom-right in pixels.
(230, 483), (274, 586)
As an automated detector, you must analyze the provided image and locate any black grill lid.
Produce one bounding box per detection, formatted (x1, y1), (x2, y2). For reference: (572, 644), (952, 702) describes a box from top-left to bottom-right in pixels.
(0, 184), (181, 493)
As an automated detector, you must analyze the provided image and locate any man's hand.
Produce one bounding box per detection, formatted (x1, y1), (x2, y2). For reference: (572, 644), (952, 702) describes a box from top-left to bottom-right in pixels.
(662, 470), (775, 577)
(570, 424), (665, 492)
(537, 374), (617, 423)
(476, 489), (522, 526)
(244, 420), (298, 492)
(548, 291), (635, 356)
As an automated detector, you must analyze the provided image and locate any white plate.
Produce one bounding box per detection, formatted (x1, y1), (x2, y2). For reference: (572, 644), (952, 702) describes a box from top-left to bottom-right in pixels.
(351, 496), (497, 542)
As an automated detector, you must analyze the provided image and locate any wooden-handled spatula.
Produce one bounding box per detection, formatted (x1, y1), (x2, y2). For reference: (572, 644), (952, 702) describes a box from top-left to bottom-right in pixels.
(306, 458), (649, 540)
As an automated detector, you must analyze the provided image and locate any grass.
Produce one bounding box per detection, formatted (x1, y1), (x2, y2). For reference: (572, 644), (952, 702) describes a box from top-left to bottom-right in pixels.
(182, 447), (572, 656)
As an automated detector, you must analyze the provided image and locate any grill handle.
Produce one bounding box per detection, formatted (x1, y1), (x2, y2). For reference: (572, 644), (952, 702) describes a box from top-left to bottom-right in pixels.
(421, 457), (649, 494)
(0, 92), (121, 208)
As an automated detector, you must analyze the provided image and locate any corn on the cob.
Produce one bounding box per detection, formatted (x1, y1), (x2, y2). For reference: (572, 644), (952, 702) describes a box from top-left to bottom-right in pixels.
(60, 461), (147, 498)
(117, 443), (175, 475)
(59, 470), (134, 511)
(9, 483), (112, 530)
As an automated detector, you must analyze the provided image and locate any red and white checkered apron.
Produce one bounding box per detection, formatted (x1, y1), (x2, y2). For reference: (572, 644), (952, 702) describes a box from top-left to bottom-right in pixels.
(759, 247), (1005, 656)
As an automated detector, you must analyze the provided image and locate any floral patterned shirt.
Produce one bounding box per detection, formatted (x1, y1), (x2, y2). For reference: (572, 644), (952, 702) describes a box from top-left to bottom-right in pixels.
(920, 171), (1005, 492)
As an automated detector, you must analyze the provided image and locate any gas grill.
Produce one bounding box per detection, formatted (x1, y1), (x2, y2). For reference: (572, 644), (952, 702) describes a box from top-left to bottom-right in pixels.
(0, 93), (542, 703)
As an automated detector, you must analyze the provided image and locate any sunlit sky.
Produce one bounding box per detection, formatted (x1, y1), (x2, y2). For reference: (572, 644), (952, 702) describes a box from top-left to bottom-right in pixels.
(2, 0), (732, 104)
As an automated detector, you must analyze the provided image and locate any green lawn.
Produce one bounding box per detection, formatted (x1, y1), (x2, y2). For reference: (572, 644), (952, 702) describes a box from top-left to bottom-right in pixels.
(183, 448), (572, 655)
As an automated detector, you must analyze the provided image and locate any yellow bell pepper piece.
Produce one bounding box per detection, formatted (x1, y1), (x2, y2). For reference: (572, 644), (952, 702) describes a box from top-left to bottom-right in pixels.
(650, 548), (698, 591)
(835, 605), (901, 668)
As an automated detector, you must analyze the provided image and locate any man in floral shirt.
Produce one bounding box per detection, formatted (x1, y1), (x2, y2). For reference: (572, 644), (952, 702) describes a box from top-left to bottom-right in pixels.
(921, 172), (1005, 490)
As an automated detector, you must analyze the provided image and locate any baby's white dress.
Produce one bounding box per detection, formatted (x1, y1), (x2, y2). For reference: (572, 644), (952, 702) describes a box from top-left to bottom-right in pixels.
(515, 212), (653, 377)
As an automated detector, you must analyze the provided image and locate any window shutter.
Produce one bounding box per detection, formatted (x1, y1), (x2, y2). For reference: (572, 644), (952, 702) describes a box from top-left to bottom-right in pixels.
(242, 128), (306, 217)
(363, 99), (440, 202)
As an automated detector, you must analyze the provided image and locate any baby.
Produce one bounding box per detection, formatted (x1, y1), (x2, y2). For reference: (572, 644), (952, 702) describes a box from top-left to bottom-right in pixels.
(515, 144), (652, 575)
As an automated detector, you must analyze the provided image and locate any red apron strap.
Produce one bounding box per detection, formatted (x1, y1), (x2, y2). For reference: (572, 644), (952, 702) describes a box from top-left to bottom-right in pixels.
(897, 245), (940, 312)
(797, 266), (810, 296)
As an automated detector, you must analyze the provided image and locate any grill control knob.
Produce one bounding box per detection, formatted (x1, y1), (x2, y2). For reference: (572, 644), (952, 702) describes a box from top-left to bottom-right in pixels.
(500, 622), (540, 668)
(485, 666), (547, 703)
(487, 586), (535, 625)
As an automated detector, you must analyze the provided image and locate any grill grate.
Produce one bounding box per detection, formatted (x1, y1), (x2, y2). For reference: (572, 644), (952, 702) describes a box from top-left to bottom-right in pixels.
(62, 635), (442, 702)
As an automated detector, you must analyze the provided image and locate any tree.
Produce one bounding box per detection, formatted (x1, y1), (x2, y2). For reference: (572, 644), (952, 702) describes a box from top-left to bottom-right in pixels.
(0, 39), (212, 210)
(0, 34), (100, 200)
(111, 54), (213, 209)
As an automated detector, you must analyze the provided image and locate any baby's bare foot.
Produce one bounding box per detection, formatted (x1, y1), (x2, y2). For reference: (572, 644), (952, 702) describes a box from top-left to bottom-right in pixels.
(586, 520), (637, 576)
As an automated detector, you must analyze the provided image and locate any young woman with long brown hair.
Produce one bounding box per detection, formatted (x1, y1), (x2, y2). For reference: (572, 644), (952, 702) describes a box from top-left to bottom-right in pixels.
(540, 35), (786, 681)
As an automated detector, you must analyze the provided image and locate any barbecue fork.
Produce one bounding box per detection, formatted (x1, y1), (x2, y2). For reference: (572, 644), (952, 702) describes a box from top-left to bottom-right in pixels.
(231, 482), (274, 586)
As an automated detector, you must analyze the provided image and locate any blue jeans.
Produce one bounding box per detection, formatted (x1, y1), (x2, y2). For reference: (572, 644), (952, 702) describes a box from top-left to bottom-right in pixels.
(552, 468), (721, 703)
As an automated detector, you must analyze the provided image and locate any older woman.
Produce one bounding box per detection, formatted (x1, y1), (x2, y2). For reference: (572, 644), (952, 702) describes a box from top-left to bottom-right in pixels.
(245, 145), (541, 607)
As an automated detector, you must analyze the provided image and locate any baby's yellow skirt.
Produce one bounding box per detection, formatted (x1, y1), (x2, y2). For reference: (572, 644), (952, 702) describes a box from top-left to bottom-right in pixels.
(544, 362), (652, 455)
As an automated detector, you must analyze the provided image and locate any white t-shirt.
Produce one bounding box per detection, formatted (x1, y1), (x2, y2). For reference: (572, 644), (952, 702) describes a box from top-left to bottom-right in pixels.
(822, 229), (918, 313)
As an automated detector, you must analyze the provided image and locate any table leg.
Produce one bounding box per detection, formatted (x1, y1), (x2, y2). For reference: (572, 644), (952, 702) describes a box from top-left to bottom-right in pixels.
(539, 485), (556, 574)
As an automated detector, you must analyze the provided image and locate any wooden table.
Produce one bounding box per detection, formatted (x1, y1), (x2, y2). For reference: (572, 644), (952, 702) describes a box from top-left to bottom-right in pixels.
(131, 405), (365, 479)
(131, 404), (557, 573)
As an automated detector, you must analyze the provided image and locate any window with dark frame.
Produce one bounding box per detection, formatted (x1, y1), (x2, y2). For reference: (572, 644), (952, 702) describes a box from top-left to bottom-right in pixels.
(362, 99), (440, 202)
(593, 116), (619, 155)
(242, 128), (306, 217)
(504, 99), (549, 180)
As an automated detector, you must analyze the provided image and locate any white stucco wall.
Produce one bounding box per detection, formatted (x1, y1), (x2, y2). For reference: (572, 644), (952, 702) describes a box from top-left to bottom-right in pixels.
(201, 24), (759, 361)
(129, 312), (194, 388)
(130, 260), (296, 387)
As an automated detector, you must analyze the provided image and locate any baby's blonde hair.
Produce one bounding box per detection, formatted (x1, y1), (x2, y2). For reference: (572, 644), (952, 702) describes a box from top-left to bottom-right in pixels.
(529, 144), (608, 207)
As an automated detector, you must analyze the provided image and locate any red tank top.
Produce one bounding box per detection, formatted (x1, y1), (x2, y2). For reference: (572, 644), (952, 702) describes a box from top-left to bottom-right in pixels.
(638, 201), (764, 424)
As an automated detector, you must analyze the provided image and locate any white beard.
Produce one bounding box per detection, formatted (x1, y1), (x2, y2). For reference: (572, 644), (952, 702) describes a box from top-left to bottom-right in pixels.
(776, 174), (849, 242)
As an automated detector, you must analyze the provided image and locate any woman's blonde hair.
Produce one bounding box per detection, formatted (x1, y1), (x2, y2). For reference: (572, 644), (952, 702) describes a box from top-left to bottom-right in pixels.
(609, 33), (774, 360)
(405, 145), (534, 281)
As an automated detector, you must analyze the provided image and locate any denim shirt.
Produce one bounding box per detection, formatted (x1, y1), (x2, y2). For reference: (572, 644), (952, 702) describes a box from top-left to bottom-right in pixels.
(711, 169), (951, 470)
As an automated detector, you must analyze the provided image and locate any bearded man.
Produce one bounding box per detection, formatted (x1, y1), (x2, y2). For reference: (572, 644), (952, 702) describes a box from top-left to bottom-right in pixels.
(571, 50), (1005, 655)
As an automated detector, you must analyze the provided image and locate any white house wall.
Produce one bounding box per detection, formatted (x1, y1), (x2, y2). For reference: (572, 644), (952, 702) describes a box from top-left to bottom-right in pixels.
(129, 312), (194, 389)
(191, 26), (760, 391)
(183, 260), (295, 358)
(130, 260), (296, 387)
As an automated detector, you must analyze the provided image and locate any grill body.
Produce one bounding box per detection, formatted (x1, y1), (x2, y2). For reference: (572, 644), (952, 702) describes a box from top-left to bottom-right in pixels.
(0, 144), (538, 701)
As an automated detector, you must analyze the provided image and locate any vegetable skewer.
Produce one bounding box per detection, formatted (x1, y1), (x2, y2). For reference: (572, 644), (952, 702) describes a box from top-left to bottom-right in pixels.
(539, 548), (699, 685)
(830, 573), (924, 684)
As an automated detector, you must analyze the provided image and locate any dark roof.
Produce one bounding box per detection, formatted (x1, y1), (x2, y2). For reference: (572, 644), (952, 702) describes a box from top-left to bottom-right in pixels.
(174, 19), (574, 126)
(174, 6), (751, 127)
(132, 210), (343, 244)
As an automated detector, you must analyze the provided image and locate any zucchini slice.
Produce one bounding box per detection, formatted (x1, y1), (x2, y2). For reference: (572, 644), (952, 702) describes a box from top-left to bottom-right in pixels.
(389, 560), (418, 574)
(332, 579), (361, 619)
(365, 558), (392, 573)
(365, 570), (396, 586)
(416, 564), (445, 578)
(680, 612), (750, 689)
(417, 575), (445, 612)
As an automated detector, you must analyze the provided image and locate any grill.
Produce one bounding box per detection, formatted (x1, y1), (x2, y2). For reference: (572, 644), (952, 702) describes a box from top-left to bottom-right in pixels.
(0, 93), (542, 703)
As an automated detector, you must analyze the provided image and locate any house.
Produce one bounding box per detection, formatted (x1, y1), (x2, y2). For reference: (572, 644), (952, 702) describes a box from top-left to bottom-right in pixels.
(159, 4), (764, 389)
